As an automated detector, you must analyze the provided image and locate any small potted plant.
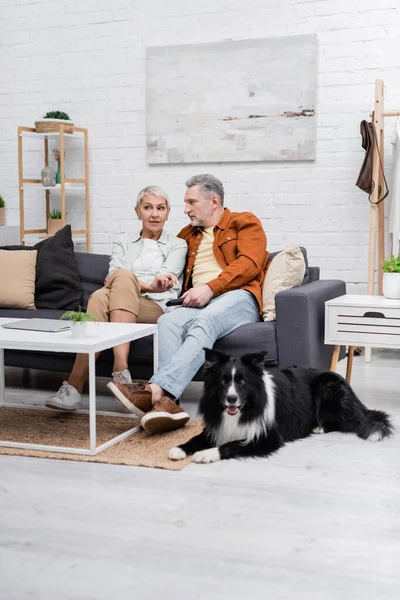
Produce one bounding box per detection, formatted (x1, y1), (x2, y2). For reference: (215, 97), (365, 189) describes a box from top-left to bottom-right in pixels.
(47, 209), (63, 236)
(382, 254), (400, 299)
(61, 306), (97, 338)
(35, 111), (74, 134)
(0, 195), (4, 226)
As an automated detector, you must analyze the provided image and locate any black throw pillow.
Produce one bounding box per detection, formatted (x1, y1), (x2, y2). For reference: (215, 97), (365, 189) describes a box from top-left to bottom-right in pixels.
(33, 225), (82, 309)
(1, 225), (82, 310)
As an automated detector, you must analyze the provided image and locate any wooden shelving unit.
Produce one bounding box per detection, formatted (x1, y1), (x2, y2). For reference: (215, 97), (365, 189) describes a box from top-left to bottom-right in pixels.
(18, 124), (90, 251)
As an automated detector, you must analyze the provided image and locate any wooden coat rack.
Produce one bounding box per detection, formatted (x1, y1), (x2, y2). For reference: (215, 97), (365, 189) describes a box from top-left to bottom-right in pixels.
(365, 79), (400, 362)
(368, 79), (400, 296)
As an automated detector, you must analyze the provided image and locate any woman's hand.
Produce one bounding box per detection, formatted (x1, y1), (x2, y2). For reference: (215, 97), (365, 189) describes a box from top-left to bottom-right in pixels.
(104, 275), (110, 286)
(149, 274), (178, 293)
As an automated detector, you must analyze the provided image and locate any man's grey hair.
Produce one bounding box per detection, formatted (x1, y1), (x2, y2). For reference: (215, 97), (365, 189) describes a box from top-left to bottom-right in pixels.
(135, 185), (170, 211)
(185, 174), (224, 205)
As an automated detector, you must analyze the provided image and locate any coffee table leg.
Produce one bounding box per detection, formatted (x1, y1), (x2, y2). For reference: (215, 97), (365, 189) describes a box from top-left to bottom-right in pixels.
(153, 329), (158, 372)
(0, 348), (4, 407)
(88, 350), (97, 454)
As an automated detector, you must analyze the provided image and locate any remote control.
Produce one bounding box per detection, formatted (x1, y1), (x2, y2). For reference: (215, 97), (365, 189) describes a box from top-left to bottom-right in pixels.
(166, 298), (185, 307)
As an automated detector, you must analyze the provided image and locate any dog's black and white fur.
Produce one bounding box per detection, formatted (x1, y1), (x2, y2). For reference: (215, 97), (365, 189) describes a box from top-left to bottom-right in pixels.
(169, 349), (393, 464)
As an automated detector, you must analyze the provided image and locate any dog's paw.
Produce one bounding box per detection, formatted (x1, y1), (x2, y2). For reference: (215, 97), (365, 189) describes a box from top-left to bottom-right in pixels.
(169, 447), (187, 461)
(192, 448), (220, 464)
(312, 426), (325, 434)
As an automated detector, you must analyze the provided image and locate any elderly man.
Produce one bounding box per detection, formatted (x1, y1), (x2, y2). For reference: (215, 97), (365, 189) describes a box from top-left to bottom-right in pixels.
(108, 174), (268, 434)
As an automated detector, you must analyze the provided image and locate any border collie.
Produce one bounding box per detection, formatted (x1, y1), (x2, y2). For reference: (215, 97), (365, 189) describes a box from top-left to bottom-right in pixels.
(169, 349), (393, 464)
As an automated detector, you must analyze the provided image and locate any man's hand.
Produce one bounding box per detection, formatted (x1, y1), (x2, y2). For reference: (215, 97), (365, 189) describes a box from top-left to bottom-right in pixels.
(182, 285), (213, 308)
(150, 274), (178, 293)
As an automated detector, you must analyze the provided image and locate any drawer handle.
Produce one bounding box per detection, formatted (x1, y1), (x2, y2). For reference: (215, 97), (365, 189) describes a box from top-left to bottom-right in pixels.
(363, 311), (385, 318)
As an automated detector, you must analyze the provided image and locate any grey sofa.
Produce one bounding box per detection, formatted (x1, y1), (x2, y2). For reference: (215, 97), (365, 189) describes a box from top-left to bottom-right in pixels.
(1, 249), (346, 379)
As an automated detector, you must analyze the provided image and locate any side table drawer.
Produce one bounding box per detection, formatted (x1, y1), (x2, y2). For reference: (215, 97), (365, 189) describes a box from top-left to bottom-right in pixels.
(326, 304), (400, 346)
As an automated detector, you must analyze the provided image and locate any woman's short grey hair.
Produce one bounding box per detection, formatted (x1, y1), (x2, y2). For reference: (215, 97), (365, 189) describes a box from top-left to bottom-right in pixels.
(185, 174), (224, 205)
(136, 185), (170, 211)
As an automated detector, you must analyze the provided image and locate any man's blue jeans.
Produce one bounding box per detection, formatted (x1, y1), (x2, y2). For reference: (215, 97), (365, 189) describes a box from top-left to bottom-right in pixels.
(149, 289), (260, 399)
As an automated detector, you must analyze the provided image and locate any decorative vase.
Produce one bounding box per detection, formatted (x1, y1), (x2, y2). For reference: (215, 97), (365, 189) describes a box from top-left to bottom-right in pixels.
(41, 165), (56, 187)
(70, 322), (88, 338)
(382, 273), (400, 299)
(56, 161), (61, 184)
(0, 207), (4, 226)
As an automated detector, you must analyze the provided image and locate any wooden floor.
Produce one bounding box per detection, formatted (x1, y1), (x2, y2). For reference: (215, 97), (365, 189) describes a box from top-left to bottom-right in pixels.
(1, 351), (400, 600)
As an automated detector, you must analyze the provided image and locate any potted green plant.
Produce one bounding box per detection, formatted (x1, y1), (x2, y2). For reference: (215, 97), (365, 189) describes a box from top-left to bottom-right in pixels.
(382, 254), (400, 299)
(35, 111), (74, 134)
(61, 306), (97, 338)
(47, 209), (64, 236)
(0, 195), (4, 226)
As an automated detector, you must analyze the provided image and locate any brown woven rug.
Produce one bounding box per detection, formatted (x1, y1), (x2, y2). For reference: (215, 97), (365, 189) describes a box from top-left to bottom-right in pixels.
(0, 407), (203, 471)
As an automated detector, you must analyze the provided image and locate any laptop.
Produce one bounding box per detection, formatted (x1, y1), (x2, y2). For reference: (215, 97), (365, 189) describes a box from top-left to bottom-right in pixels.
(1, 318), (71, 333)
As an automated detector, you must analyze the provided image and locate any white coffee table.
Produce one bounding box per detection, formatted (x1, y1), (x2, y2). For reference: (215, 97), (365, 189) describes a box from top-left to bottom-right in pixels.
(0, 319), (158, 455)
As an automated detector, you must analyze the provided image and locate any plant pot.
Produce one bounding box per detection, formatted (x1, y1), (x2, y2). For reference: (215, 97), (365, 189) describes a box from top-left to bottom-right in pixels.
(35, 119), (74, 134)
(0, 207), (4, 226)
(47, 218), (64, 236)
(382, 272), (400, 299)
(70, 322), (88, 338)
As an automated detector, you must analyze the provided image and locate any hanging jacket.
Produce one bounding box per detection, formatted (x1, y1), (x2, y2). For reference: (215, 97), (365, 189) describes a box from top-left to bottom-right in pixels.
(356, 120), (389, 204)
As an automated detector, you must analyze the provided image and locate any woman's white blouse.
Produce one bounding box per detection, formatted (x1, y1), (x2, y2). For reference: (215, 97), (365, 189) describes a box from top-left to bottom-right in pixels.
(108, 231), (187, 312)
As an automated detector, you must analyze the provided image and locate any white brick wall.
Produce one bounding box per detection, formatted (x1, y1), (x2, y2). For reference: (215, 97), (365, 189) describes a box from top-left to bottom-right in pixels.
(1, 0), (400, 291)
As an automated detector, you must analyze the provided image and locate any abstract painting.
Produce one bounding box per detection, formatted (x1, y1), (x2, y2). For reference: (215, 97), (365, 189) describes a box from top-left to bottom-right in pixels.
(146, 34), (317, 164)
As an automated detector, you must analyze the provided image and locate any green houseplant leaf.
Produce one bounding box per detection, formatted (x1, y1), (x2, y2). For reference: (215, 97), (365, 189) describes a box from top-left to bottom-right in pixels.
(0, 195), (4, 208)
(61, 306), (97, 323)
(43, 111), (71, 120)
(48, 209), (62, 219)
(382, 254), (400, 273)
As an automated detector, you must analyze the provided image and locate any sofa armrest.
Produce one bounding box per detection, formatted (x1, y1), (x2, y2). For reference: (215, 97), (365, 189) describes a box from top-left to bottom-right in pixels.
(275, 279), (346, 370)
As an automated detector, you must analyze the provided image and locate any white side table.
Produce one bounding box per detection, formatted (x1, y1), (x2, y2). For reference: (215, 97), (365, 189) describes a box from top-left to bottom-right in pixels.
(325, 294), (400, 382)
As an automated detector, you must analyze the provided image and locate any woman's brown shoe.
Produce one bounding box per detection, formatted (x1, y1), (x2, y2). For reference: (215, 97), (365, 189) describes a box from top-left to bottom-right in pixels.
(141, 396), (190, 434)
(107, 381), (153, 417)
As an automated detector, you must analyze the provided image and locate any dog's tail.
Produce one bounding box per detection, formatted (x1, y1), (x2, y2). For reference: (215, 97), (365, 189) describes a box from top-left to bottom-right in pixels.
(357, 409), (394, 442)
(314, 371), (394, 442)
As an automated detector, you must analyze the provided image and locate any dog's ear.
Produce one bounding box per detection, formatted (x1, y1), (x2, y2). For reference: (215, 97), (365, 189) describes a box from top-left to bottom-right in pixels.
(202, 348), (230, 376)
(241, 351), (268, 369)
(203, 348), (230, 365)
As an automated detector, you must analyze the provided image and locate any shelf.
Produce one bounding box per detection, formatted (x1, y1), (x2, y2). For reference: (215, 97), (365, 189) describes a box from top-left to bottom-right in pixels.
(19, 131), (84, 138)
(21, 183), (86, 191)
(18, 124), (90, 252)
(23, 234), (87, 244)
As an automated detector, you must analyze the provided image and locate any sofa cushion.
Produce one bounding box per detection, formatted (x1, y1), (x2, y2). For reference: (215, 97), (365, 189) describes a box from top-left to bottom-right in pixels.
(0, 250), (37, 309)
(74, 252), (109, 310)
(268, 246), (309, 284)
(262, 245), (306, 322)
(213, 320), (278, 364)
(0, 308), (65, 320)
(33, 226), (82, 310)
(0, 226), (82, 310)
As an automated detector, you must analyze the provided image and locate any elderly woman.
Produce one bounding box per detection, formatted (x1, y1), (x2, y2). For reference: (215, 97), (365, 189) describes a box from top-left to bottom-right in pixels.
(46, 185), (187, 411)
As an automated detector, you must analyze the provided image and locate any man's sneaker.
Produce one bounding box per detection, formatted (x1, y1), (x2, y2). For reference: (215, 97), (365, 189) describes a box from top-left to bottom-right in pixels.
(111, 369), (132, 385)
(106, 381), (153, 417)
(141, 396), (190, 435)
(45, 381), (82, 411)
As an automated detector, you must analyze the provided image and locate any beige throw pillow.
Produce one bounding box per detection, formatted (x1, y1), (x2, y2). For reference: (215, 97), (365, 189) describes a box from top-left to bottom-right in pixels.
(262, 245), (306, 322)
(0, 250), (37, 309)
